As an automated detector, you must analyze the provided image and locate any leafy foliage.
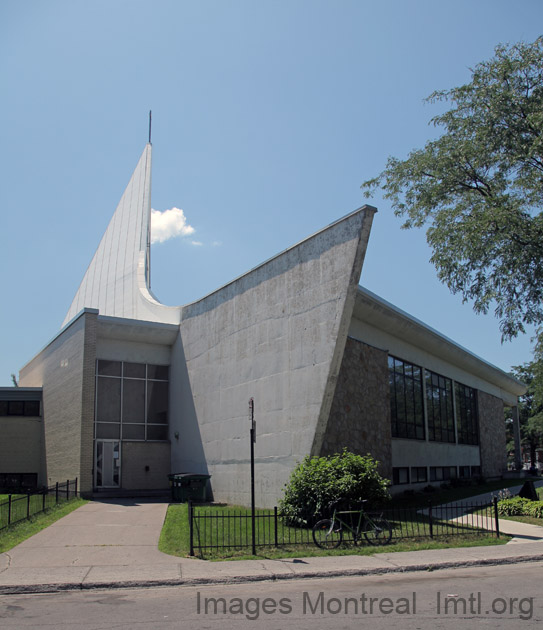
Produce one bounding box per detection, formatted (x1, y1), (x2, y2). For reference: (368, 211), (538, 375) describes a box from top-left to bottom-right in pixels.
(362, 37), (543, 340)
(509, 360), (543, 467)
(498, 497), (543, 518)
(278, 450), (390, 526)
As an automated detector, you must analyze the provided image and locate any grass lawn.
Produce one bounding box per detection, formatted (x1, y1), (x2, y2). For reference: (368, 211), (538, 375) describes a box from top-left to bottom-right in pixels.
(0, 498), (87, 553)
(0, 494), (23, 502)
(159, 502), (509, 561)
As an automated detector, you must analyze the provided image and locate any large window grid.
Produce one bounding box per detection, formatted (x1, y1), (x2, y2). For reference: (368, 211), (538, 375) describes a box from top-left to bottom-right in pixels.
(388, 356), (425, 440)
(455, 383), (479, 445)
(425, 370), (455, 443)
(95, 360), (169, 442)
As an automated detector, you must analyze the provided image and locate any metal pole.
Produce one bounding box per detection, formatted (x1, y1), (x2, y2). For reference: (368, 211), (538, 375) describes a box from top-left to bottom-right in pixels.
(189, 500), (194, 556)
(249, 398), (256, 556)
(493, 496), (500, 538)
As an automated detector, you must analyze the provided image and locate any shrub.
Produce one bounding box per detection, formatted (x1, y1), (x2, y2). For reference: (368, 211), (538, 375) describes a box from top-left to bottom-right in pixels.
(497, 497), (532, 516)
(526, 501), (543, 519)
(278, 450), (390, 526)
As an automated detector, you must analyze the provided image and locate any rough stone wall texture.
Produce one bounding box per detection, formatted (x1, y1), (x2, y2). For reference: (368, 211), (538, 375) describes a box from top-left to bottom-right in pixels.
(321, 337), (392, 480)
(121, 441), (170, 490)
(20, 311), (98, 488)
(478, 390), (506, 478)
(0, 417), (44, 483)
(173, 208), (375, 507)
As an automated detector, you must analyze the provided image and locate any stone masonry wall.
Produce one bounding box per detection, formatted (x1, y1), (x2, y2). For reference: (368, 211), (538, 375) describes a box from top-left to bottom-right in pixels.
(321, 337), (392, 480)
(478, 390), (506, 478)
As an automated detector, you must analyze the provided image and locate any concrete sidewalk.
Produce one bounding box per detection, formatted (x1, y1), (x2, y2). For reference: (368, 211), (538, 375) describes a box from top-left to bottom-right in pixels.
(0, 498), (542, 595)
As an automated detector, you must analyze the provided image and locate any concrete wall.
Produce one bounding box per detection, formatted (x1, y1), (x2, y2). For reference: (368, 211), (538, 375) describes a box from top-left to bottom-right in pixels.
(0, 416), (46, 485)
(322, 337), (392, 479)
(478, 391), (506, 478)
(121, 441), (170, 490)
(172, 208), (375, 507)
(19, 310), (97, 492)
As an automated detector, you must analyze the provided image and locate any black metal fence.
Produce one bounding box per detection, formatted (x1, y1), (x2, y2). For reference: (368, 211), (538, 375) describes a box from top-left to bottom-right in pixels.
(0, 479), (78, 531)
(189, 498), (500, 557)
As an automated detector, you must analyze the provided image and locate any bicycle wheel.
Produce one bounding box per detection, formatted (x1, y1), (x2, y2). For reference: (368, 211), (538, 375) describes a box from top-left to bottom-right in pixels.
(362, 516), (392, 546)
(312, 519), (343, 549)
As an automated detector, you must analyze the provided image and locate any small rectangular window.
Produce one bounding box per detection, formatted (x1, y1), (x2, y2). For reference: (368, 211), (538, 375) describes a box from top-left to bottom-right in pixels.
(97, 360), (122, 377)
(393, 467), (410, 485)
(411, 467), (428, 483)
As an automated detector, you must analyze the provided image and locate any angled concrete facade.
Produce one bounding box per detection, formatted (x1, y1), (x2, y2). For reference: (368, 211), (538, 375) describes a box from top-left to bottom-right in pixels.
(10, 142), (526, 503)
(172, 208), (375, 505)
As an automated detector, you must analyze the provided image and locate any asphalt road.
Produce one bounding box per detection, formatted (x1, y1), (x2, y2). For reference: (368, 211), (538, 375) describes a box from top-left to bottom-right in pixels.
(1, 561), (542, 629)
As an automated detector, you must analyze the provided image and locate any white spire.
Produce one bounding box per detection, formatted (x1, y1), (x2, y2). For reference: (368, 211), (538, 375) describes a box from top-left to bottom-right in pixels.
(61, 143), (181, 327)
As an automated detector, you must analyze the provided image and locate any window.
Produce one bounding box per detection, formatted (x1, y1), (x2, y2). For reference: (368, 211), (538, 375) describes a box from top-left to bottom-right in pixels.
(426, 370), (455, 443)
(95, 360), (169, 441)
(459, 465), (471, 478)
(410, 467), (428, 483)
(0, 400), (41, 416)
(430, 466), (457, 482)
(393, 467), (410, 485)
(455, 383), (479, 445)
(388, 356), (425, 440)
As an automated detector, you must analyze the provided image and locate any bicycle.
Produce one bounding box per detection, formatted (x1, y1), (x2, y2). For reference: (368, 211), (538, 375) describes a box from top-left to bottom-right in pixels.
(312, 499), (392, 548)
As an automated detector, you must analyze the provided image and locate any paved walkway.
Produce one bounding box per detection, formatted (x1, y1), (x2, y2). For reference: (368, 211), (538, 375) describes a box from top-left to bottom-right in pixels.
(1, 495), (542, 594)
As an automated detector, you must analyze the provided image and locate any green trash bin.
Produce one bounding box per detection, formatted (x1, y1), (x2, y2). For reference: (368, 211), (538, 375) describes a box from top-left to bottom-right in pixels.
(169, 473), (211, 503)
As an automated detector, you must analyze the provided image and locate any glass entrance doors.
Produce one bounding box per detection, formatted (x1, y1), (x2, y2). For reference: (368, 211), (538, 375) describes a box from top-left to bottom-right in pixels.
(95, 440), (120, 488)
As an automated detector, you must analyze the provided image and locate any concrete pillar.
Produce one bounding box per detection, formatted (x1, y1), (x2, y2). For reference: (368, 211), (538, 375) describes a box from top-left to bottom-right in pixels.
(511, 405), (522, 471)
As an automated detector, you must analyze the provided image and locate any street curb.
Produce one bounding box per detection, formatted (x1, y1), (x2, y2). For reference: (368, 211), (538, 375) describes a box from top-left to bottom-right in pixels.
(1, 554), (542, 595)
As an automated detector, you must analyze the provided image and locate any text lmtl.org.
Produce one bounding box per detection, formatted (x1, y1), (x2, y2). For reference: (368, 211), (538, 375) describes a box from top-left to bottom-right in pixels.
(196, 591), (534, 621)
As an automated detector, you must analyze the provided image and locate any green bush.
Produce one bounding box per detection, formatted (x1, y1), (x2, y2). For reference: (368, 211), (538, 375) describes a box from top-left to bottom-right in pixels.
(526, 501), (543, 519)
(278, 450), (390, 526)
(497, 497), (543, 517)
(497, 497), (531, 515)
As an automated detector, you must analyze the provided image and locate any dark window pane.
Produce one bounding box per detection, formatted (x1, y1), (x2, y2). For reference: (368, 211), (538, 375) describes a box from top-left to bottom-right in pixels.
(96, 423), (120, 439)
(147, 381), (168, 423)
(146, 425), (169, 441)
(97, 360), (122, 377)
(24, 401), (41, 416)
(8, 401), (24, 415)
(0, 401), (8, 415)
(123, 362), (146, 379)
(122, 379), (145, 423)
(122, 424), (145, 440)
(96, 377), (121, 423)
(148, 364), (169, 380)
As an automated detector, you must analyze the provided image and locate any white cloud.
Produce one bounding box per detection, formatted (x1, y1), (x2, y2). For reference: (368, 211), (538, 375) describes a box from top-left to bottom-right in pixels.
(191, 240), (203, 247)
(150, 207), (195, 244)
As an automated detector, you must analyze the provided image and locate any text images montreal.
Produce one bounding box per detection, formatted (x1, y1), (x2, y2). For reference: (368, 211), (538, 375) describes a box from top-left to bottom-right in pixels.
(196, 591), (534, 621)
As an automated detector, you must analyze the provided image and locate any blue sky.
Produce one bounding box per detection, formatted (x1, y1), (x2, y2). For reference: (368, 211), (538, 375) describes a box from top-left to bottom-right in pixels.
(1, 0), (541, 385)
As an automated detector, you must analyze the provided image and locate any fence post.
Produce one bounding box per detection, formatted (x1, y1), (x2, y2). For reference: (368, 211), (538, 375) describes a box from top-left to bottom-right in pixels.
(8, 495), (12, 526)
(42, 489), (46, 512)
(55, 482), (59, 504)
(493, 496), (500, 538)
(75, 478), (78, 497)
(66, 480), (70, 501)
(428, 501), (433, 538)
(189, 500), (194, 557)
(274, 506), (278, 547)
(27, 493), (31, 519)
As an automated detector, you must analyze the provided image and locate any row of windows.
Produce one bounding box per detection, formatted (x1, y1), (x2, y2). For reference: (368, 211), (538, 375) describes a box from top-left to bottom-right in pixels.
(0, 400), (41, 417)
(389, 356), (480, 445)
(95, 360), (169, 442)
(393, 466), (482, 485)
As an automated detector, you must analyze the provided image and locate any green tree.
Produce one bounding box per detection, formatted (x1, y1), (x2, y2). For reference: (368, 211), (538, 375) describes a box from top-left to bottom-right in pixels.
(510, 361), (543, 468)
(362, 37), (543, 341)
